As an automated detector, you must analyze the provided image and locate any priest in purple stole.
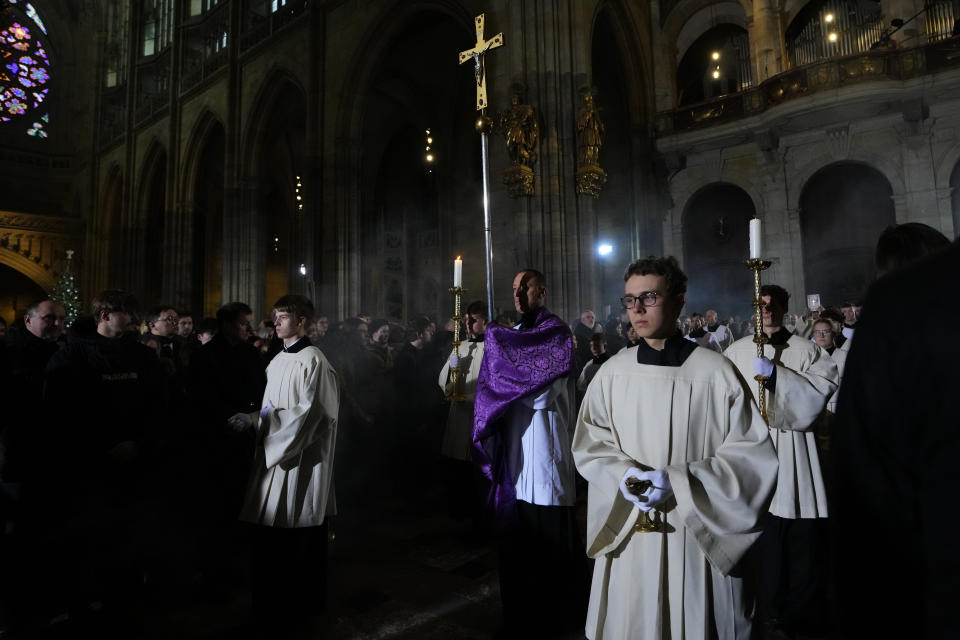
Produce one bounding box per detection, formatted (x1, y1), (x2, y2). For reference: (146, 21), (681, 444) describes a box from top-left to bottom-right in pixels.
(472, 269), (587, 638)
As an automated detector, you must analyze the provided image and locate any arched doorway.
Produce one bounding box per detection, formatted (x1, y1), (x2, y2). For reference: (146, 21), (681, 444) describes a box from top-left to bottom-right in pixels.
(590, 6), (646, 317)
(190, 120), (225, 315)
(677, 24), (752, 106)
(253, 81), (305, 317)
(0, 263), (48, 325)
(683, 183), (755, 318)
(358, 10), (476, 322)
(800, 162), (895, 305)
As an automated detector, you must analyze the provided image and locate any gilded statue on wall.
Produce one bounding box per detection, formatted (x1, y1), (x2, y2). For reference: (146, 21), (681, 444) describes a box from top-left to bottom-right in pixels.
(576, 89), (607, 197)
(499, 85), (539, 197)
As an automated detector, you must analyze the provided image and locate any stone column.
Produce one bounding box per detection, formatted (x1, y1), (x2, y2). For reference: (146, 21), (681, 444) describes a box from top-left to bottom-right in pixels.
(752, 0), (783, 81)
(484, 0), (593, 321)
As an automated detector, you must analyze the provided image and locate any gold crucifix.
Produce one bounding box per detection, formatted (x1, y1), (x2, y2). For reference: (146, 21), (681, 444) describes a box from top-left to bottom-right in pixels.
(459, 14), (503, 111)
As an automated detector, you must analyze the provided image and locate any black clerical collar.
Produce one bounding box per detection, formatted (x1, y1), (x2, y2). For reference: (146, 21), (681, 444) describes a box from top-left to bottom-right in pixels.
(282, 336), (311, 353)
(636, 331), (697, 367)
(469, 335), (484, 342)
(706, 323), (719, 332)
(766, 327), (793, 346)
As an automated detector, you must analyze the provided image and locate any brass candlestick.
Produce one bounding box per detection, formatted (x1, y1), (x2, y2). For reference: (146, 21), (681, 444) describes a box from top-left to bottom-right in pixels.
(626, 478), (674, 533)
(446, 286), (467, 403)
(746, 258), (772, 424)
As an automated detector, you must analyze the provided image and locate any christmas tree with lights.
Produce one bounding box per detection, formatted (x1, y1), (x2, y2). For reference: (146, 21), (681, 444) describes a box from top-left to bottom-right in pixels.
(51, 249), (81, 326)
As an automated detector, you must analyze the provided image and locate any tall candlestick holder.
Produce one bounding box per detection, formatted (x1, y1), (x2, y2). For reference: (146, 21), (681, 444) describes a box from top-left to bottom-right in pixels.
(746, 258), (772, 424)
(446, 286), (468, 403)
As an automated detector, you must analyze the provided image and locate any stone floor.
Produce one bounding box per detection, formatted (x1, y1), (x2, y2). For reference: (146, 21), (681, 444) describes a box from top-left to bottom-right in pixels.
(4, 468), (838, 640)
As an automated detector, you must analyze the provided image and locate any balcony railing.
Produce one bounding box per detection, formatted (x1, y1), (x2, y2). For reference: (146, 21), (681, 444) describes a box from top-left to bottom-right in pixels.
(655, 38), (960, 136)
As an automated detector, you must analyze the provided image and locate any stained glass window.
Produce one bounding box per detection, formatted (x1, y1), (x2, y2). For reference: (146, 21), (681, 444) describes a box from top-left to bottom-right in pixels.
(1, 0), (51, 137)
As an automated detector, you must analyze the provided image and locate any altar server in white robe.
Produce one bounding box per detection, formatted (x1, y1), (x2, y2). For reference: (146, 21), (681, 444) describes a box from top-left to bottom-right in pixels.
(229, 294), (339, 636)
(438, 300), (487, 461)
(725, 284), (838, 638)
(573, 256), (779, 640)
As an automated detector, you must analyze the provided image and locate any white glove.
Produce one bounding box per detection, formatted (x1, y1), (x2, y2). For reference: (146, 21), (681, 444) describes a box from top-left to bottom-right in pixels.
(619, 467), (649, 508)
(227, 412), (254, 432)
(260, 400), (274, 420)
(633, 468), (673, 512)
(753, 357), (774, 378)
(449, 353), (460, 369)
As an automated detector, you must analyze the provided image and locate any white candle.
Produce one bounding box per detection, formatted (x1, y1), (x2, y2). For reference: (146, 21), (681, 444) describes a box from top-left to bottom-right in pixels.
(454, 256), (463, 287)
(749, 218), (762, 259)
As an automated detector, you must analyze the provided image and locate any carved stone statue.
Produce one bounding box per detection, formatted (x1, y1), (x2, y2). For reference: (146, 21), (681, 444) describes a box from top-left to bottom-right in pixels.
(501, 92), (539, 167)
(499, 86), (539, 197)
(576, 92), (604, 168)
(575, 90), (607, 197)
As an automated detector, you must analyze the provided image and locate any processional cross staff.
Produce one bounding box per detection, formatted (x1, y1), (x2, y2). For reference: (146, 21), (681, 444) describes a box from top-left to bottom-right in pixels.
(459, 13), (502, 319)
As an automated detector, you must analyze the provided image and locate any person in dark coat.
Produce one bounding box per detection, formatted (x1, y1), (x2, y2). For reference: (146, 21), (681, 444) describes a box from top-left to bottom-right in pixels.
(44, 290), (165, 637)
(0, 299), (65, 633)
(185, 301), (265, 588)
(832, 240), (958, 638)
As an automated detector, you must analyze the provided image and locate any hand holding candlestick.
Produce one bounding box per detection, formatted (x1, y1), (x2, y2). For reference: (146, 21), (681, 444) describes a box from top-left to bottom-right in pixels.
(447, 257), (467, 403)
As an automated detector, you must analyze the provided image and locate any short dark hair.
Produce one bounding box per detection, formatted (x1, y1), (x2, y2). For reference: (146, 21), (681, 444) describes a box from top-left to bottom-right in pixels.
(875, 222), (951, 278)
(216, 302), (253, 329)
(412, 315), (434, 337)
(25, 297), (57, 318)
(178, 310), (193, 319)
(589, 333), (606, 347)
(623, 256), (687, 296)
(465, 300), (488, 321)
(518, 268), (547, 289)
(690, 312), (703, 319)
(272, 294), (314, 324)
(145, 305), (176, 326)
(760, 284), (790, 310)
(369, 318), (390, 335)
(91, 290), (139, 320)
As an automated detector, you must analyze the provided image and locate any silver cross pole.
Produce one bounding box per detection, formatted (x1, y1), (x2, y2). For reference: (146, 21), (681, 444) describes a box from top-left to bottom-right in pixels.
(459, 13), (503, 320)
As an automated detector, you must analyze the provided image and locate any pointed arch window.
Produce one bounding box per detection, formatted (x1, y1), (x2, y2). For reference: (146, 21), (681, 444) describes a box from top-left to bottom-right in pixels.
(1, 0), (51, 137)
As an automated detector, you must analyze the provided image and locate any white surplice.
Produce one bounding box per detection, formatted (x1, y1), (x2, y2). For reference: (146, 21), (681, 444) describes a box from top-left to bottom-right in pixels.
(437, 340), (485, 461)
(725, 333), (838, 519)
(503, 375), (578, 507)
(572, 346), (778, 639)
(240, 346), (339, 528)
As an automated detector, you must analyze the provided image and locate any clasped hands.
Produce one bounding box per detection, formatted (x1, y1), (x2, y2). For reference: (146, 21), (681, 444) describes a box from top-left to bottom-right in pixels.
(228, 400), (274, 432)
(619, 467), (673, 512)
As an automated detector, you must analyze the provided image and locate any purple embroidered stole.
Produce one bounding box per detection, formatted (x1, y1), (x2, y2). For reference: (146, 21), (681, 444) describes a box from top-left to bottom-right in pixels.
(472, 306), (574, 520)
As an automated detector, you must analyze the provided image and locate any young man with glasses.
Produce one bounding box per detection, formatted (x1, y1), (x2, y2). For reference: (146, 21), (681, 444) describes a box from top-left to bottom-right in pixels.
(571, 255), (778, 639)
(725, 284), (839, 638)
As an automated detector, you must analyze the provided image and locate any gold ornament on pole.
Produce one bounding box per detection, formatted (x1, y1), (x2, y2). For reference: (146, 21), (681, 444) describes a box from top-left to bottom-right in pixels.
(459, 13), (503, 320)
(746, 217), (771, 425)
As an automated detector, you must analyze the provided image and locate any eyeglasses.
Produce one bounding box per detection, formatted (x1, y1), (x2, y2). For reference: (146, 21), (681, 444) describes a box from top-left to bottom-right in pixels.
(813, 330), (833, 337)
(621, 292), (661, 309)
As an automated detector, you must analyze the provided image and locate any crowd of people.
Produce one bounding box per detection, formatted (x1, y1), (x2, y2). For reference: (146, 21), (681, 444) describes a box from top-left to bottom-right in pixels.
(0, 220), (957, 639)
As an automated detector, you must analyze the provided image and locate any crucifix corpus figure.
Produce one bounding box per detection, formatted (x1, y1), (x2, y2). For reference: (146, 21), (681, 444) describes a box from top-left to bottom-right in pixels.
(458, 13), (503, 110)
